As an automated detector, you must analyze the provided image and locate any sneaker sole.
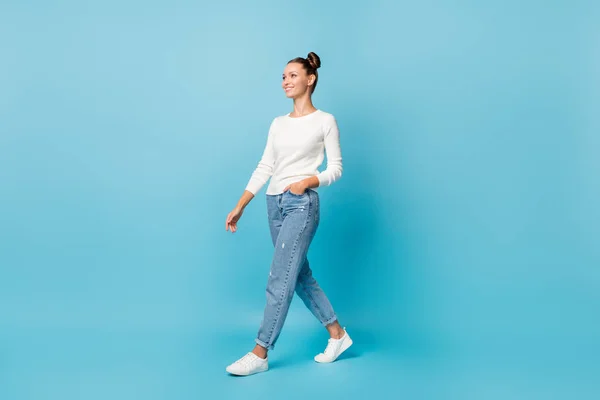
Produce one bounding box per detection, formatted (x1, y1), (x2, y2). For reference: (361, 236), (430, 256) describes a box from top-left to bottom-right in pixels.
(226, 366), (268, 376)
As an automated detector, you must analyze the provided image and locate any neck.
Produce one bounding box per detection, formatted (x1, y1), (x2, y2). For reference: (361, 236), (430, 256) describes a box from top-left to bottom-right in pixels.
(291, 95), (316, 117)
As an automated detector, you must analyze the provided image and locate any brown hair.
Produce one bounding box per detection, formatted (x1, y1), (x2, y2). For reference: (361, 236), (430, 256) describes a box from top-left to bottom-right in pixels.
(287, 52), (321, 93)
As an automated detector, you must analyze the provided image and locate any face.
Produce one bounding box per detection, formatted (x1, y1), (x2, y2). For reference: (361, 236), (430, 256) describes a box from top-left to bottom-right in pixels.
(282, 62), (315, 98)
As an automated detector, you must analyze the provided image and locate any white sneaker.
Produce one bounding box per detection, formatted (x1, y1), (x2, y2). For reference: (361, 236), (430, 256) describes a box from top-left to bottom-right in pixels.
(314, 328), (353, 363)
(226, 352), (268, 376)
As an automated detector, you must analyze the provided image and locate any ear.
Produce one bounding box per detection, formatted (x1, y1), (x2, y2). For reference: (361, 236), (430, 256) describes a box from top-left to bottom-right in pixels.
(307, 74), (316, 87)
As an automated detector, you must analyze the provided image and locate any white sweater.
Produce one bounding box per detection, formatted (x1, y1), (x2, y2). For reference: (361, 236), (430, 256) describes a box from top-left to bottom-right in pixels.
(245, 109), (343, 195)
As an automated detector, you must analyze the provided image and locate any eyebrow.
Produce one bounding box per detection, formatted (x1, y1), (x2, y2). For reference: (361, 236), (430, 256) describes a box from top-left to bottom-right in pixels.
(282, 71), (298, 76)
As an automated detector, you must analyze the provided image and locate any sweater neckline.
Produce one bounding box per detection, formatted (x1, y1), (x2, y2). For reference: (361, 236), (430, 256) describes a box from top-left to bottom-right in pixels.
(286, 109), (320, 119)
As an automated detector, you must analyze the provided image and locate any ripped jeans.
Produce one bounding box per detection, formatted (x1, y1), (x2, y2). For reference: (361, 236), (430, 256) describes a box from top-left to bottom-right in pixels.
(255, 189), (337, 350)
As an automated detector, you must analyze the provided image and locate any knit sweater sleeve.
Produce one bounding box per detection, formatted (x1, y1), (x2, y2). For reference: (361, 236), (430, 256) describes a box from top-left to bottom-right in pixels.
(316, 116), (343, 187)
(245, 118), (277, 195)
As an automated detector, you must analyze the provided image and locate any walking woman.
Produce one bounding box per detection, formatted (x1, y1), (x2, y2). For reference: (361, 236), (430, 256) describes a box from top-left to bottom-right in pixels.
(224, 52), (352, 376)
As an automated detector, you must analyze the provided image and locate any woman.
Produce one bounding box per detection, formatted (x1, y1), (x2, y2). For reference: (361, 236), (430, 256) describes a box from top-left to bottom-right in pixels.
(224, 52), (352, 376)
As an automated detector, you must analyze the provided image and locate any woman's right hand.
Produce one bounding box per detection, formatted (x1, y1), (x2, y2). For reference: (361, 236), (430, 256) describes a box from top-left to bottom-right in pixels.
(225, 206), (244, 233)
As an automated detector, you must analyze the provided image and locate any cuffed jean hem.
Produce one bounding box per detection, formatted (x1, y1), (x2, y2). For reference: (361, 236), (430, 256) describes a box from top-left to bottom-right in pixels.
(321, 315), (338, 327)
(255, 337), (274, 351)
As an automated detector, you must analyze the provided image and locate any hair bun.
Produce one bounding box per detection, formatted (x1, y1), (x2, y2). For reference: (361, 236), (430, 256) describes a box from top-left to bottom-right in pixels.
(306, 52), (321, 69)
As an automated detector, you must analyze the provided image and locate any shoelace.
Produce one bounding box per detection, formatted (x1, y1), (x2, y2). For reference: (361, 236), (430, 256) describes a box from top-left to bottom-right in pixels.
(237, 353), (255, 367)
(323, 339), (337, 356)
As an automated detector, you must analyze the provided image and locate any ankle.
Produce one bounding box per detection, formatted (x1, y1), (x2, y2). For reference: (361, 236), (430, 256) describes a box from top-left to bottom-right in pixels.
(330, 330), (345, 339)
(252, 345), (268, 359)
(326, 321), (345, 339)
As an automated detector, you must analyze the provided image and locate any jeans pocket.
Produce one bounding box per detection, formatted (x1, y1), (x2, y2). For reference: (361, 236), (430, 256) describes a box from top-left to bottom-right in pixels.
(286, 189), (306, 197)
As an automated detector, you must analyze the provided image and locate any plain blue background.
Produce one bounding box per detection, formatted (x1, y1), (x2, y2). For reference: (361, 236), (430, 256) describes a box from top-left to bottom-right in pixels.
(1, 0), (599, 398)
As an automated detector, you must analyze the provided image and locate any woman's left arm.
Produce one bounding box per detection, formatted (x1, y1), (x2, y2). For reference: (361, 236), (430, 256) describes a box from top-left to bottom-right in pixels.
(313, 117), (343, 187)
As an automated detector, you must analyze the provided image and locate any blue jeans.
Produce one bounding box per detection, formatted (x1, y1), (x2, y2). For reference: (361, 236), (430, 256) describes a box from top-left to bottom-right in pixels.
(256, 189), (338, 350)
